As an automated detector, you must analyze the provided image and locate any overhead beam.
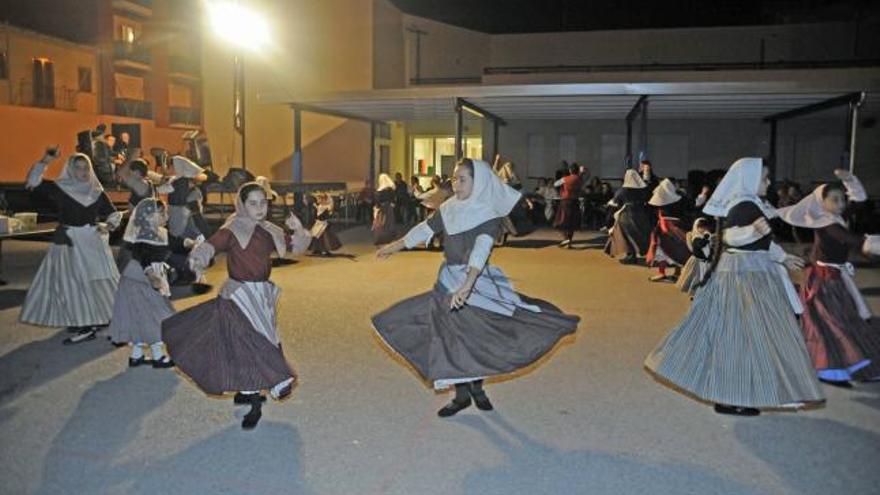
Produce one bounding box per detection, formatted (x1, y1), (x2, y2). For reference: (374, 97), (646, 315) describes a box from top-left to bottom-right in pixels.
(456, 97), (507, 126)
(762, 92), (864, 122)
(289, 103), (385, 124)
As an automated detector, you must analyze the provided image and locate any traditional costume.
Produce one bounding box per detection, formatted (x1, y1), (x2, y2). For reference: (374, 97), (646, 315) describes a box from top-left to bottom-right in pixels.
(162, 183), (310, 429)
(372, 174), (398, 245)
(108, 198), (176, 368)
(778, 174), (880, 384)
(604, 170), (651, 263)
(646, 179), (690, 282)
(676, 218), (714, 295)
(372, 160), (579, 416)
(167, 156), (207, 240)
(553, 172), (583, 247)
(645, 158), (824, 415)
(21, 153), (122, 344)
(309, 194), (342, 256)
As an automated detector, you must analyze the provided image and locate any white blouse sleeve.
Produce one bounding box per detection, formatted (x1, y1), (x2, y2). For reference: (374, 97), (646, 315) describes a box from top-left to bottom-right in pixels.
(723, 225), (765, 247)
(467, 234), (495, 270)
(843, 175), (867, 202)
(26, 158), (51, 189)
(553, 178), (566, 187)
(403, 220), (434, 249)
(863, 235), (880, 256)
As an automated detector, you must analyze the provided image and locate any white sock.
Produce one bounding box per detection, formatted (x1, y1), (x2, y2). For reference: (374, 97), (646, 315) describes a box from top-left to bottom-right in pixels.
(150, 342), (168, 362)
(130, 344), (145, 359)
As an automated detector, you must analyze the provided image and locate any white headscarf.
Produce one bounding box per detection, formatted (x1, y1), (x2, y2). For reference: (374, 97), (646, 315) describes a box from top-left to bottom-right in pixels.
(220, 183), (287, 257)
(777, 183), (850, 229)
(172, 155), (204, 178)
(703, 157), (775, 218)
(254, 175), (279, 200)
(56, 153), (104, 207)
(439, 159), (522, 236)
(648, 178), (682, 207)
(124, 198), (169, 246)
(622, 169), (647, 189)
(377, 173), (395, 191)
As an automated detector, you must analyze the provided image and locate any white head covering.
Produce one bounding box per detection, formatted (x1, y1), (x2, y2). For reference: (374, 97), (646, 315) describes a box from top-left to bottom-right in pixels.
(622, 169), (647, 189)
(377, 173), (395, 191)
(220, 183), (287, 257)
(777, 184), (844, 228)
(254, 176), (279, 200)
(172, 155), (204, 178)
(703, 157), (775, 218)
(648, 178), (682, 207)
(56, 153), (104, 207)
(124, 198), (169, 246)
(439, 159), (522, 236)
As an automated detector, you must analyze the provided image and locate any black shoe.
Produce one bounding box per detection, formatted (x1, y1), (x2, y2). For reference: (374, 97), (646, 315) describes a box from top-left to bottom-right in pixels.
(128, 356), (153, 367)
(438, 397), (472, 418)
(471, 391), (494, 411)
(152, 356), (175, 369)
(110, 339), (127, 348)
(191, 283), (212, 295)
(714, 404), (760, 416)
(234, 392), (266, 405)
(241, 402), (263, 430)
(66, 326), (83, 334)
(63, 329), (96, 345)
(819, 378), (853, 389)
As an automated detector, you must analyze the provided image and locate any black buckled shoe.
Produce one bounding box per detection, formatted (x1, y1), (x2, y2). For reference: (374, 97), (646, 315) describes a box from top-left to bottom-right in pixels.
(241, 402), (263, 430)
(152, 356), (175, 369)
(470, 391), (494, 411)
(63, 329), (96, 345)
(714, 404), (760, 416)
(128, 356), (153, 367)
(234, 393), (267, 405)
(438, 397), (472, 418)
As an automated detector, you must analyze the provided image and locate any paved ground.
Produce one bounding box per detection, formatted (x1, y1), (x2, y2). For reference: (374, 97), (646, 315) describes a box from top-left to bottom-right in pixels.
(0, 227), (878, 495)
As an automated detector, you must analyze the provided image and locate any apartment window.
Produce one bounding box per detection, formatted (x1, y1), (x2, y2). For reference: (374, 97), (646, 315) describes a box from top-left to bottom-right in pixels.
(120, 24), (137, 44)
(0, 51), (8, 79)
(559, 134), (576, 164)
(411, 136), (482, 177)
(78, 67), (92, 92)
(32, 58), (55, 108)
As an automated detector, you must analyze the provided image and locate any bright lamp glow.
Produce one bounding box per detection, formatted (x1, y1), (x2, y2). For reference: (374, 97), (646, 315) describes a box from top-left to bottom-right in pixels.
(209, 1), (270, 50)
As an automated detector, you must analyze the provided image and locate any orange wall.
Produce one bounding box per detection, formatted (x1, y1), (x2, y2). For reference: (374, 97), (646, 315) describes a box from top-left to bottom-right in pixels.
(0, 104), (187, 182)
(268, 119), (371, 188)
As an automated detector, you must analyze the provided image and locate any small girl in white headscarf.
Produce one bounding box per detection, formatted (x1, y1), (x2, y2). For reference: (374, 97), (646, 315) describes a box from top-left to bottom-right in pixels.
(372, 173), (398, 245)
(162, 182), (310, 430)
(645, 158), (824, 416)
(778, 169), (880, 386)
(21, 148), (123, 345)
(373, 158), (579, 418)
(108, 198), (176, 368)
(309, 192), (342, 256)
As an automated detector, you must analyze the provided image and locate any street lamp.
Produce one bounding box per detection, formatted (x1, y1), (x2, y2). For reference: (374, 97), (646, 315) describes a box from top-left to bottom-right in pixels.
(208, 0), (270, 170)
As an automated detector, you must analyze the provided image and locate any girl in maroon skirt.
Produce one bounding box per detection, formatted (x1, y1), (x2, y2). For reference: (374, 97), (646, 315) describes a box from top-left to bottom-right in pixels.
(778, 170), (880, 387)
(162, 183), (310, 429)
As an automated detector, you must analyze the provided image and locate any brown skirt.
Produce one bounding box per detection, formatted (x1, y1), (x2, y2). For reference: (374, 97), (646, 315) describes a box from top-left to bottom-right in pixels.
(800, 265), (880, 381)
(372, 286), (579, 388)
(553, 198), (582, 232)
(604, 204), (651, 258)
(162, 297), (294, 395)
(372, 203), (398, 245)
(647, 217), (690, 266)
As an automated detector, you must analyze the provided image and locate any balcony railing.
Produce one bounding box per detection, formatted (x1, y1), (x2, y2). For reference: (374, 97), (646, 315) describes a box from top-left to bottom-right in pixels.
(169, 55), (200, 76)
(114, 41), (152, 66)
(115, 98), (152, 119)
(14, 80), (79, 111)
(169, 106), (201, 126)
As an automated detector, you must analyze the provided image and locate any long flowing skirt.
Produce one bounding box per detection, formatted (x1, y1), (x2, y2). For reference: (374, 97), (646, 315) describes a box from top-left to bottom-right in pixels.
(162, 297), (294, 395)
(647, 219), (690, 266)
(372, 286), (579, 389)
(553, 198), (582, 233)
(800, 265), (880, 381)
(676, 256), (705, 294)
(645, 251), (824, 408)
(372, 203), (398, 245)
(20, 244), (117, 327)
(108, 261), (175, 344)
(605, 204), (651, 258)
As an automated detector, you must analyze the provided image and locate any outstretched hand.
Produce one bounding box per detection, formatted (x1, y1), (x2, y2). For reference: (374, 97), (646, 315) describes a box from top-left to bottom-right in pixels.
(783, 254), (805, 271)
(375, 243), (398, 260)
(752, 217), (772, 236)
(833, 169), (853, 181)
(450, 283), (473, 310)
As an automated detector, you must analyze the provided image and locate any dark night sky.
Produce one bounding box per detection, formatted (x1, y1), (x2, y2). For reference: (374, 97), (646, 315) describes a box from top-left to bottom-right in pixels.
(390, 0), (872, 33)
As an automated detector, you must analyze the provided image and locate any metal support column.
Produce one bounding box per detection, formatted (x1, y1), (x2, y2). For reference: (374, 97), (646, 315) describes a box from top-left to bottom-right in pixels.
(847, 97), (863, 173)
(767, 119), (778, 182)
(639, 99), (648, 162)
(454, 103), (463, 160)
(369, 122), (376, 182)
(492, 120), (499, 159)
(292, 108), (302, 183)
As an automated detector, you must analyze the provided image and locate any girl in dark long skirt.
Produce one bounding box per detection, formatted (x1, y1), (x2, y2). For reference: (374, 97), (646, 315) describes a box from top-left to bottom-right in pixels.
(373, 159), (579, 417)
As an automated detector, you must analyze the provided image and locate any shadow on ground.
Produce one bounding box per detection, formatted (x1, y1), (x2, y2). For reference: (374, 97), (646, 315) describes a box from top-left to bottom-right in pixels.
(0, 289), (27, 310)
(452, 414), (763, 495)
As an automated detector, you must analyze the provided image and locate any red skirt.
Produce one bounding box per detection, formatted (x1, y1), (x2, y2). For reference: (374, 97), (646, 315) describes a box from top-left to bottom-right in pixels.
(800, 264), (880, 381)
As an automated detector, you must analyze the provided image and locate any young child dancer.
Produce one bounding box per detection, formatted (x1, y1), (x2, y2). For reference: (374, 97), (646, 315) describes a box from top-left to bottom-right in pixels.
(108, 198), (175, 368)
(309, 192), (342, 256)
(644, 158), (824, 416)
(373, 159), (579, 417)
(605, 169), (651, 264)
(21, 148), (122, 345)
(676, 217), (714, 295)
(646, 178), (690, 282)
(778, 170), (880, 386)
(373, 173), (398, 245)
(162, 183), (310, 430)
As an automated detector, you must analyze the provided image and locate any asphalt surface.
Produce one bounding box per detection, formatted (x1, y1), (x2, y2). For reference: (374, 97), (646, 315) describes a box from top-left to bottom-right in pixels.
(0, 227), (878, 495)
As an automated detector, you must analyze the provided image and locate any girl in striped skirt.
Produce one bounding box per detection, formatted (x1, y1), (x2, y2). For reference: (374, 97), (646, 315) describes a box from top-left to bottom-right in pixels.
(778, 170), (880, 386)
(645, 158), (824, 416)
(162, 183), (311, 430)
(20, 148), (122, 345)
(108, 198), (176, 368)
